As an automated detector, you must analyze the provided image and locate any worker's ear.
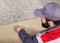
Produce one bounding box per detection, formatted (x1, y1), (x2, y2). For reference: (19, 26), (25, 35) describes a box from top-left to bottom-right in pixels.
(48, 21), (55, 27)
(41, 17), (46, 23)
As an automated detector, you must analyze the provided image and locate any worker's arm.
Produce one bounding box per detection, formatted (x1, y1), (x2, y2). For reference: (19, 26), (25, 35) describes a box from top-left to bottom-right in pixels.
(18, 29), (38, 43)
(14, 25), (38, 43)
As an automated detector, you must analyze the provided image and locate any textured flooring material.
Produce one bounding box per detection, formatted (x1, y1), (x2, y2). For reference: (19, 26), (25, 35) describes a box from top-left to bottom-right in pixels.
(0, 0), (43, 25)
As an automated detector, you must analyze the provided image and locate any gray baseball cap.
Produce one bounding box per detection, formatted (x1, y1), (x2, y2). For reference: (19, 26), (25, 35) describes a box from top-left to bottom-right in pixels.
(34, 2), (60, 21)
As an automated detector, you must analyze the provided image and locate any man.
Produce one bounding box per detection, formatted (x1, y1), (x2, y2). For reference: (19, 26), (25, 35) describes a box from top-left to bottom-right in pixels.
(14, 2), (60, 43)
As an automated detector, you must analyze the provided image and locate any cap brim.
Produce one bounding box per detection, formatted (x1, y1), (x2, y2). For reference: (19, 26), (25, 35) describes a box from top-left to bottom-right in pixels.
(34, 9), (43, 17)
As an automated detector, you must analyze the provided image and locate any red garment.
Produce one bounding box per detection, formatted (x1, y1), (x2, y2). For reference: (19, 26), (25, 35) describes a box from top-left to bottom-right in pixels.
(36, 27), (60, 43)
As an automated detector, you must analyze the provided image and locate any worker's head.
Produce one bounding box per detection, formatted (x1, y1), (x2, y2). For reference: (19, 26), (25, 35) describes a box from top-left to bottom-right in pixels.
(41, 17), (60, 28)
(34, 2), (60, 28)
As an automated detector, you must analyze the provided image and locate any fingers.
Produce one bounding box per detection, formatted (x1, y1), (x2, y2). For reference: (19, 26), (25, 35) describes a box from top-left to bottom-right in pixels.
(14, 25), (22, 32)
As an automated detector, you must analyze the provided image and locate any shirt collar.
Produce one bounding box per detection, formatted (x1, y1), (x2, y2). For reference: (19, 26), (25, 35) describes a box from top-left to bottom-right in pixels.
(47, 25), (60, 31)
(40, 25), (60, 33)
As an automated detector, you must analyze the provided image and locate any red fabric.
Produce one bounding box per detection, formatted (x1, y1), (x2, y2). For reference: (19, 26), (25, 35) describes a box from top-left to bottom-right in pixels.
(41, 27), (60, 43)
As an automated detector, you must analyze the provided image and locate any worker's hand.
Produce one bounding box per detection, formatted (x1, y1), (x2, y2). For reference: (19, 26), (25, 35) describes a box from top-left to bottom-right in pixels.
(14, 25), (22, 32)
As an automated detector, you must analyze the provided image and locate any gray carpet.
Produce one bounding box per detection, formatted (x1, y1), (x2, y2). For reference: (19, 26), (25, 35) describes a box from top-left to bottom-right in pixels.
(0, 0), (43, 25)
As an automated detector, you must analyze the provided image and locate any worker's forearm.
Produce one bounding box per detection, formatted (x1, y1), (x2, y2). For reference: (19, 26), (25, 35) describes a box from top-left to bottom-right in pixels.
(18, 29), (34, 43)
